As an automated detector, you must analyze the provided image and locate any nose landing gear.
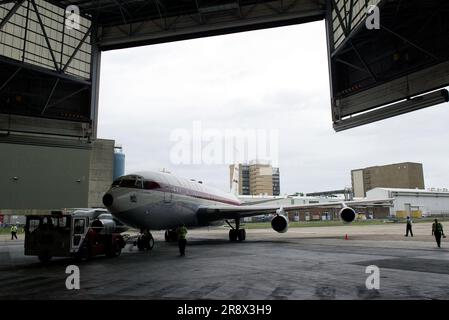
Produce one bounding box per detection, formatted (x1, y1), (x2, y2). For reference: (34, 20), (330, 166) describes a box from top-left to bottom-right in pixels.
(137, 229), (154, 251)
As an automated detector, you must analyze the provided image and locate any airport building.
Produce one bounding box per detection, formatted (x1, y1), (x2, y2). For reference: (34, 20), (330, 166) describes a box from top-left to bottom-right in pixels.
(351, 162), (425, 197)
(367, 187), (449, 218)
(230, 162), (280, 196)
(238, 195), (390, 221)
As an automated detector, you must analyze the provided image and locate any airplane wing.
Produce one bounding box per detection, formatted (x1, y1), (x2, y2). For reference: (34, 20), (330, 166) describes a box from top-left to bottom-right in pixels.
(196, 198), (394, 223)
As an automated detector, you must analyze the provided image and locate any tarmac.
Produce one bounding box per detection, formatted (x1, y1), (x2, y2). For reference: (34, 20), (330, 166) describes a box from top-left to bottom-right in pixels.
(0, 221), (448, 299)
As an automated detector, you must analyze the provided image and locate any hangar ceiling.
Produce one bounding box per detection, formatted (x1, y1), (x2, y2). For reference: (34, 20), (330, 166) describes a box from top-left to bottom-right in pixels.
(0, 0), (326, 141)
(51, 0), (326, 49)
(0, 0), (448, 140)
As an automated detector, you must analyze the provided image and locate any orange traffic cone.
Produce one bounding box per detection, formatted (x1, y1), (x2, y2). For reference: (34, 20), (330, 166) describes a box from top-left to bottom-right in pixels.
(344, 234), (349, 240)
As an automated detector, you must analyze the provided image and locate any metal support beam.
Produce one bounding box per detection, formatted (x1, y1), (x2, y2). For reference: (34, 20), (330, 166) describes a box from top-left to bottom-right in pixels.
(41, 78), (60, 115)
(62, 25), (93, 72)
(350, 41), (377, 82)
(0, 55), (91, 86)
(336, 58), (370, 74)
(30, 0), (60, 72)
(0, 66), (21, 93)
(46, 86), (89, 109)
(347, 0), (354, 31)
(0, 0), (25, 31)
(329, 0), (348, 36)
(89, 22), (101, 139)
(381, 24), (439, 61)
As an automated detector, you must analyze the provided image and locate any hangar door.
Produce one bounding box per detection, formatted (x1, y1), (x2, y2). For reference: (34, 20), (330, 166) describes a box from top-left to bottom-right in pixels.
(327, 0), (449, 131)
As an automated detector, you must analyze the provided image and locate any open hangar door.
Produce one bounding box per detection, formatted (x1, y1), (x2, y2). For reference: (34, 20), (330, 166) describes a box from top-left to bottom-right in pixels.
(327, 0), (449, 131)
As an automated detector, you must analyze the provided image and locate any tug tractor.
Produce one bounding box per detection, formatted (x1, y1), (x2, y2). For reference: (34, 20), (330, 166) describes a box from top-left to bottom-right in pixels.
(24, 209), (127, 262)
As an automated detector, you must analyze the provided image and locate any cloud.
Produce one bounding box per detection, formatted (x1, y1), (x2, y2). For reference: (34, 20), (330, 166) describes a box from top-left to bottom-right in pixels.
(98, 21), (449, 194)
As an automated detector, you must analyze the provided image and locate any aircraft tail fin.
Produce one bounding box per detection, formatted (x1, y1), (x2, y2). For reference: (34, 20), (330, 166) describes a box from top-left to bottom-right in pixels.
(230, 164), (239, 196)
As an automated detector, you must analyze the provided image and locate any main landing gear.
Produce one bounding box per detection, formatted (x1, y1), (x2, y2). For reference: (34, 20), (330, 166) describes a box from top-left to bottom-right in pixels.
(227, 219), (246, 242)
(137, 229), (154, 251)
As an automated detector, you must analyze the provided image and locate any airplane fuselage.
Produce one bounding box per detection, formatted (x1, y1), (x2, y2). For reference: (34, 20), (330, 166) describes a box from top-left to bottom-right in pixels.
(103, 171), (241, 230)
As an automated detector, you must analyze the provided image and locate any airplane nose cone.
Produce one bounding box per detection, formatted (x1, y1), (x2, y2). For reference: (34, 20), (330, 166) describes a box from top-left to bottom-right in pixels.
(103, 193), (114, 207)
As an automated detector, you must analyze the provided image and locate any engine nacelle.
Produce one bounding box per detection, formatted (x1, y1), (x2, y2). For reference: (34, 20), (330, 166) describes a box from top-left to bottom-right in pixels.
(271, 214), (289, 233)
(339, 207), (356, 223)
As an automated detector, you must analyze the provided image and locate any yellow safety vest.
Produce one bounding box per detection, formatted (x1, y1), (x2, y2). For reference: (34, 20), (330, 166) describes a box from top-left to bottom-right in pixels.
(178, 226), (187, 240)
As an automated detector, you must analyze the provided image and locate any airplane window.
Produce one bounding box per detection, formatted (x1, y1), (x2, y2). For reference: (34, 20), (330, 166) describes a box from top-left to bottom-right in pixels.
(120, 179), (138, 188)
(144, 181), (161, 190)
(111, 178), (121, 187)
(135, 177), (144, 189)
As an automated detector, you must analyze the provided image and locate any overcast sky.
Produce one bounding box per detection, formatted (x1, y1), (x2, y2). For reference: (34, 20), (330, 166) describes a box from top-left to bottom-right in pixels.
(97, 21), (449, 195)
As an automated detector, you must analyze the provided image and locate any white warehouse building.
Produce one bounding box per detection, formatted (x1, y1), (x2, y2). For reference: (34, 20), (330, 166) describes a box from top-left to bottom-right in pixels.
(366, 188), (449, 217)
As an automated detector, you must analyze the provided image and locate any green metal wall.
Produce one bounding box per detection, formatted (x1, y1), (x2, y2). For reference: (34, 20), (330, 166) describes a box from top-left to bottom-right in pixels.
(0, 142), (90, 209)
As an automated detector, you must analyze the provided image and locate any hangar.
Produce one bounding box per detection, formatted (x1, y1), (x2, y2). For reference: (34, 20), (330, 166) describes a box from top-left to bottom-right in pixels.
(1, 0), (449, 209)
(367, 187), (449, 218)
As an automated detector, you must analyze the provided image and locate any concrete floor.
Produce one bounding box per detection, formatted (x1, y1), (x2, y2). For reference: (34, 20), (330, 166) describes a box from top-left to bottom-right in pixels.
(1, 222), (449, 299)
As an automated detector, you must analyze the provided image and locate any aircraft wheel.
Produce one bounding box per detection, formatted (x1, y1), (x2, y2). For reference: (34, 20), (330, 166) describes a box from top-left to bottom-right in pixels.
(229, 229), (238, 242)
(237, 229), (246, 241)
(137, 237), (145, 251)
(164, 230), (170, 242)
(147, 235), (155, 250)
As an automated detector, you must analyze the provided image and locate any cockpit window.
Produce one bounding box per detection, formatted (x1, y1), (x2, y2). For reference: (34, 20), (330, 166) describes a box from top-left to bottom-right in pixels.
(144, 180), (161, 190)
(120, 179), (139, 188)
(112, 176), (144, 189)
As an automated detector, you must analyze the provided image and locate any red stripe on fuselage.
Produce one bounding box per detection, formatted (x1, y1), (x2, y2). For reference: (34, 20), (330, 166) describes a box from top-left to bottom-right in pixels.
(121, 184), (241, 206)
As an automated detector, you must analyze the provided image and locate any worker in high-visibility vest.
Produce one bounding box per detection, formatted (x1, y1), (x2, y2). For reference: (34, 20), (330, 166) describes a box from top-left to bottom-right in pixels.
(432, 219), (445, 248)
(10, 225), (18, 240)
(177, 224), (188, 257)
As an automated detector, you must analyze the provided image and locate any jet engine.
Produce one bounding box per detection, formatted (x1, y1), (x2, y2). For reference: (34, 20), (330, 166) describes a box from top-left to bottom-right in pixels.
(271, 214), (289, 233)
(339, 207), (356, 223)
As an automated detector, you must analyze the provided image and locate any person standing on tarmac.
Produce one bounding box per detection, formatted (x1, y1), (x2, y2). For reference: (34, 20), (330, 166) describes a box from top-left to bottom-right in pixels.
(177, 224), (188, 257)
(10, 224), (18, 240)
(432, 219), (445, 248)
(405, 216), (413, 237)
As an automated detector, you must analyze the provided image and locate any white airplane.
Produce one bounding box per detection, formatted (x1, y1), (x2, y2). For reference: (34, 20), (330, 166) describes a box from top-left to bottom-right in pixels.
(102, 168), (392, 247)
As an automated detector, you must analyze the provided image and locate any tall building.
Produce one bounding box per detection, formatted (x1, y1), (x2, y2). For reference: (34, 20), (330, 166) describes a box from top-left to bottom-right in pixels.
(272, 167), (280, 196)
(249, 163), (273, 196)
(230, 162), (280, 196)
(351, 162), (425, 197)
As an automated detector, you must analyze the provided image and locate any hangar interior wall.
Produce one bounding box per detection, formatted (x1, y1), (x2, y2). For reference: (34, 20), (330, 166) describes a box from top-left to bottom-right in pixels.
(0, 138), (114, 210)
(0, 141), (90, 209)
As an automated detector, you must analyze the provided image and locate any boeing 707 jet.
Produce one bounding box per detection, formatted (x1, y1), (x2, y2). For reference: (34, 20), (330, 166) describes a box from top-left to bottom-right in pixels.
(102, 169), (392, 247)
